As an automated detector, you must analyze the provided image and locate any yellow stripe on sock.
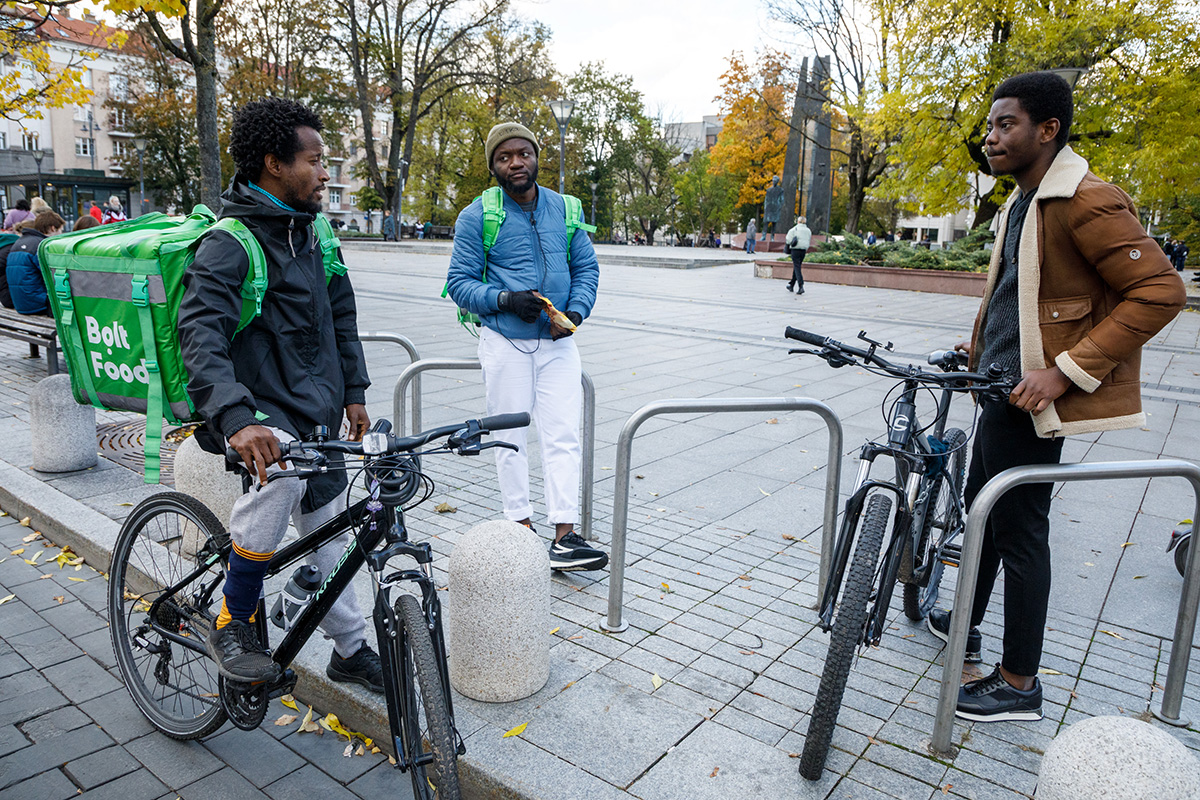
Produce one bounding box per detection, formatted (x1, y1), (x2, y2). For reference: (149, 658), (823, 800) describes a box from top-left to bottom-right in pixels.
(216, 599), (232, 630)
(231, 541), (275, 562)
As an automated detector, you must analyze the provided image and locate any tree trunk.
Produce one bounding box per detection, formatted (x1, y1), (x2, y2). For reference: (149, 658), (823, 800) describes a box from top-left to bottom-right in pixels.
(972, 182), (1007, 230)
(195, 0), (222, 208)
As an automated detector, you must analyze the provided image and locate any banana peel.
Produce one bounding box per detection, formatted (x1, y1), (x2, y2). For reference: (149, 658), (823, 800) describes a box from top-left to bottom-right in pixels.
(533, 292), (576, 332)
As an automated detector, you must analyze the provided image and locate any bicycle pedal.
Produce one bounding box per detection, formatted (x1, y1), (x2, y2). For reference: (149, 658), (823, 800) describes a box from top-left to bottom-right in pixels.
(939, 542), (962, 568)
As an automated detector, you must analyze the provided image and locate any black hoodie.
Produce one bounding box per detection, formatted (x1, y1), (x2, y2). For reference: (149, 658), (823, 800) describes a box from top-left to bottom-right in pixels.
(178, 178), (370, 510)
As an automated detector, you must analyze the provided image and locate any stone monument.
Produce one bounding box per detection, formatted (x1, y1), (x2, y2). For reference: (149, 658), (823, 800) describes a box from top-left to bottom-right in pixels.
(30, 374), (97, 473)
(763, 176), (784, 235)
(448, 520), (551, 702)
(1038, 715), (1200, 800)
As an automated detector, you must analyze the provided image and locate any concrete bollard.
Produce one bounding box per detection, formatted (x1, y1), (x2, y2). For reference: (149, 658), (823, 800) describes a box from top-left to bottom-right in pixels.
(1038, 715), (1200, 799)
(30, 374), (97, 473)
(448, 520), (550, 702)
(172, 435), (243, 532)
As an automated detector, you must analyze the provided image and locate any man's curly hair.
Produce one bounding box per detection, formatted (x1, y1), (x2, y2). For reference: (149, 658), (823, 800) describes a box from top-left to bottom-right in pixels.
(229, 98), (324, 182)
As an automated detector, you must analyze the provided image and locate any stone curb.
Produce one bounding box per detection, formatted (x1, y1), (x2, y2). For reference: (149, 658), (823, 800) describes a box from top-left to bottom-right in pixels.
(0, 459), (541, 800)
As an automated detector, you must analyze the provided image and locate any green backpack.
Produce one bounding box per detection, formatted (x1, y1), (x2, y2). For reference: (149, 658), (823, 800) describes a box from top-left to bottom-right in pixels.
(38, 204), (347, 483)
(441, 186), (596, 334)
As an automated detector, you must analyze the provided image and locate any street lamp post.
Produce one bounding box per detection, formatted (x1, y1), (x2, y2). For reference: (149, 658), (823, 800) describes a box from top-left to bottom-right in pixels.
(81, 109), (100, 172)
(31, 149), (44, 198)
(548, 99), (575, 195)
(589, 180), (598, 240)
(134, 137), (147, 216)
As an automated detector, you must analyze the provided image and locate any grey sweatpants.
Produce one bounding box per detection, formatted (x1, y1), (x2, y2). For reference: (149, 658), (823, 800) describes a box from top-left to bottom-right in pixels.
(227, 427), (367, 657)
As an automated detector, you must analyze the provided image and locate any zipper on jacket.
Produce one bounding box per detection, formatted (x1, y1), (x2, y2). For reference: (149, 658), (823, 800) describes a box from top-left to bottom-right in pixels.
(288, 218), (296, 258)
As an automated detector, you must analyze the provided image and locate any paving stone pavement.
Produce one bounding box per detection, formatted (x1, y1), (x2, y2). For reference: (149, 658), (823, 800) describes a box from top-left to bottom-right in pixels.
(0, 247), (1198, 799)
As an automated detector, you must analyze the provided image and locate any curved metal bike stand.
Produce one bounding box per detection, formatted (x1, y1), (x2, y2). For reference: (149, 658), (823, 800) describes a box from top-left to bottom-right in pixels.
(602, 397), (844, 633)
(930, 459), (1200, 757)
(392, 358), (597, 541)
(359, 332), (421, 424)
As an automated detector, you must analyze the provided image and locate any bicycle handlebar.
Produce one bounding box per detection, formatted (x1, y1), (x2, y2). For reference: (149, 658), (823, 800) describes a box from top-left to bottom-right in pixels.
(225, 412), (532, 466)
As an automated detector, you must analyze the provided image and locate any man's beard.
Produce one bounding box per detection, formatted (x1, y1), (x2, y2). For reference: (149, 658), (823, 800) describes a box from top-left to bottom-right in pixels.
(497, 162), (538, 196)
(286, 191), (323, 215)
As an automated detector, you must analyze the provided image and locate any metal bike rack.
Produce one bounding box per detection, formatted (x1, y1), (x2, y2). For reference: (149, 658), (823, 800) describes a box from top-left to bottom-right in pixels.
(359, 331), (421, 417)
(602, 397), (844, 633)
(392, 358), (597, 541)
(930, 459), (1200, 757)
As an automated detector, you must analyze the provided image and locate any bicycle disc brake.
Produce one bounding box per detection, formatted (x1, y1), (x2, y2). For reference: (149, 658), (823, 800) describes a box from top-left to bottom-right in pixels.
(220, 676), (270, 731)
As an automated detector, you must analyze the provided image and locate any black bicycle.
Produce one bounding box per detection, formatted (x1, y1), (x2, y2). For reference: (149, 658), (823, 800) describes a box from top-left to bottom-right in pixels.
(107, 413), (530, 800)
(783, 327), (1012, 780)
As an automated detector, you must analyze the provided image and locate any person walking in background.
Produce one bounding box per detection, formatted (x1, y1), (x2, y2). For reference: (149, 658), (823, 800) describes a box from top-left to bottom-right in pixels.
(101, 196), (127, 224)
(382, 210), (395, 241)
(2, 199), (32, 231)
(927, 71), (1185, 723)
(445, 121), (606, 572)
(785, 216), (813, 295)
(745, 217), (757, 254)
(1172, 240), (1188, 272)
(6, 211), (64, 315)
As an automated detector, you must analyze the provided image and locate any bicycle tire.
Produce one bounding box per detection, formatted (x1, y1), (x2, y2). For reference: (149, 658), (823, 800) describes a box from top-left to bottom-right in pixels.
(1174, 535), (1191, 578)
(108, 491), (230, 739)
(397, 593), (461, 800)
(800, 493), (891, 781)
(904, 428), (967, 621)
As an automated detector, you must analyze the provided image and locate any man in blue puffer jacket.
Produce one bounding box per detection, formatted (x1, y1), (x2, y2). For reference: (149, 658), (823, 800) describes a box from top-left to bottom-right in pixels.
(6, 210), (64, 315)
(446, 121), (606, 571)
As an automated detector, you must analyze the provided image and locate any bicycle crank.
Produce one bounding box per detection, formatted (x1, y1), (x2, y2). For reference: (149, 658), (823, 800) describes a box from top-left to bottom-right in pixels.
(220, 676), (270, 731)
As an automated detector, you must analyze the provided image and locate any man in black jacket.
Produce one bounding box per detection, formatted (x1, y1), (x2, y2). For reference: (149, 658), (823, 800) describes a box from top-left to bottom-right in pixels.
(178, 98), (381, 690)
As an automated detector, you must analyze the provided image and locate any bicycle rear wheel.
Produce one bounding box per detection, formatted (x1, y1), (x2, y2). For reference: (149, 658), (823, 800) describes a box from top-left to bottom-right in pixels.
(800, 493), (891, 781)
(108, 492), (229, 739)
(396, 593), (461, 800)
(904, 428), (967, 621)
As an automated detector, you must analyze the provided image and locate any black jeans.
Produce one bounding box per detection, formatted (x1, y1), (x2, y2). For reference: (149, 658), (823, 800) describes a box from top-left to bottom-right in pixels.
(788, 251), (806, 289)
(962, 401), (1064, 676)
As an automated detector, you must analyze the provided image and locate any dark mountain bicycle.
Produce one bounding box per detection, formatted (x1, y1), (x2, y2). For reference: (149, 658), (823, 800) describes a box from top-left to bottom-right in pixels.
(107, 413), (530, 800)
(783, 327), (1012, 781)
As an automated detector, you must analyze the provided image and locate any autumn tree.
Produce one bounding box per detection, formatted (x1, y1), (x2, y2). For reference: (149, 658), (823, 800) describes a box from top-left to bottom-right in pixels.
(611, 113), (681, 245)
(708, 50), (792, 219)
(2, 2), (96, 122)
(674, 149), (737, 240)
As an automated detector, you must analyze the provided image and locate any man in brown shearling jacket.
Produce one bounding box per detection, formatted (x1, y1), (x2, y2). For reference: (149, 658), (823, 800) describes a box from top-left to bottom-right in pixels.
(925, 72), (1186, 722)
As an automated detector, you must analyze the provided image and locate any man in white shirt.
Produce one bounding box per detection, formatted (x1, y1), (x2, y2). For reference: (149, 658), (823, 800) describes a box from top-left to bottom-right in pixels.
(785, 216), (813, 294)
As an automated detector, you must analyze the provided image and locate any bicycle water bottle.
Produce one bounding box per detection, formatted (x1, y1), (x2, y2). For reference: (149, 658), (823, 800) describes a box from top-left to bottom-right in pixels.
(269, 565), (322, 631)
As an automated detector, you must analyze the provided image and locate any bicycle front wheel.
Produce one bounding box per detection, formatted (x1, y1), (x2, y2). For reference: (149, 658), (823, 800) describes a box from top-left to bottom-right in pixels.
(904, 428), (967, 621)
(397, 593), (461, 800)
(108, 492), (229, 739)
(800, 493), (891, 781)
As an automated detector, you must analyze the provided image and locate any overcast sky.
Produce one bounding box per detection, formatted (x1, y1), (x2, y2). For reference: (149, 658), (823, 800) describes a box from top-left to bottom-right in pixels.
(510, 0), (785, 122)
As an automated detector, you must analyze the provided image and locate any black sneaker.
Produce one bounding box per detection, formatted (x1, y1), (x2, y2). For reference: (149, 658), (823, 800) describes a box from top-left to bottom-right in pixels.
(207, 619), (279, 682)
(549, 531), (609, 572)
(956, 664), (1043, 722)
(327, 643), (384, 693)
(927, 608), (983, 664)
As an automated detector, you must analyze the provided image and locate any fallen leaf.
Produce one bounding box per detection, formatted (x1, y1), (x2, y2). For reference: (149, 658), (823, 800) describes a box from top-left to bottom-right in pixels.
(758, 488), (771, 497)
(434, 502), (457, 514)
(54, 595), (65, 604)
(651, 673), (664, 690)
(1038, 668), (1062, 675)
(355, 743), (365, 757)
(0, 594), (14, 605)
(635, 475), (644, 479)
(787, 752), (800, 758)
(1084, 561), (1095, 567)
(568, 634), (583, 640)
(782, 534), (796, 541)
(739, 650), (756, 655)
(868, 737), (883, 745)
(10, 548), (24, 556)
(649, 492), (659, 497)
(343, 743), (354, 758)
(765, 418), (778, 424)
(22, 532), (40, 542)
(275, 714), (298, 726)
(1100, 630), (1126, 640)
(1133, 575), (1147, 579)
(39, 574), (51, 580)
(1121, 541), (1136, 548)
(116, 502), (133, 507)
(370, 746), (382, 754)
(388, 755), (397, 765)
(710, 767), (720, 778)
(54, 549), (76, 568)
(18, 517), (30, 527)
(26, 550), (42, 565)
(503, 721), (528, 738)
(549, 627), (560, 635)
(738, 575), (752, 581)
(942, 784), (952, 795)
(660, 582), (672, 593)
(298, 706), (321, 733)
(68, 576), (88, 582)
(321, 713), (355, 741)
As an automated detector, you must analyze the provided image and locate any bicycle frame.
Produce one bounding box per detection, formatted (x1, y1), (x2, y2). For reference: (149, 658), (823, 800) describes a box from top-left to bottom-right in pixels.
(816, 375), (962, 645)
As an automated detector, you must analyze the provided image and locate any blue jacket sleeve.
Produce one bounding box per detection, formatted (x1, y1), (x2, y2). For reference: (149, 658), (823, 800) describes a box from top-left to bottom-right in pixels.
(446, 203), (504, 315)
(566, 208), (599, 319)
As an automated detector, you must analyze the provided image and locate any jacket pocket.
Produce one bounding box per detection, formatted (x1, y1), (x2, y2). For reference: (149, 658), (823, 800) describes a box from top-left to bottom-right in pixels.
(1039, 294), (1092, 365)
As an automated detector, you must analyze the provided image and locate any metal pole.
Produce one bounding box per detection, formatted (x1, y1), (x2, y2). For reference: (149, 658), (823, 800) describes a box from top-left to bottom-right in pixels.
(929, 459), (1200, 757)
(602, 397), (843, 632)
(580, 370), (596, 541)
(138, 151), (145, 217)
(557, 123), (567, 195)
(35, 160), (43, 198)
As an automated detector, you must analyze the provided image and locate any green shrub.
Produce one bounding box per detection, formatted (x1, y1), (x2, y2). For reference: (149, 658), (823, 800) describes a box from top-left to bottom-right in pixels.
(807, 227), (995, 272)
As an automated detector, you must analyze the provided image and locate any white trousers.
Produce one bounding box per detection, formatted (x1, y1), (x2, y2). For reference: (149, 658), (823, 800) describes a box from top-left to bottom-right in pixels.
(227, 427), (367, 657)
(478, 327), (582, 524)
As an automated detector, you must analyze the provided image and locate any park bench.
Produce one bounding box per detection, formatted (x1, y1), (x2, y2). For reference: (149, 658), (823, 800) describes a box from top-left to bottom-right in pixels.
(0, 308), (60, 375)
(430, 225), (453, 239)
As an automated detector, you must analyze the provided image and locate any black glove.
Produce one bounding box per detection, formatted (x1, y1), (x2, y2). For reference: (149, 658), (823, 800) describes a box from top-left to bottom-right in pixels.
(497, 290), (543, 324)
(551, 311), (583, 341)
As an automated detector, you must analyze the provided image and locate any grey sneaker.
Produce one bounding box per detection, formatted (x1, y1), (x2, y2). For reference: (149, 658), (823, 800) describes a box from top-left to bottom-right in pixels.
(927, 608), (983, 663)
(549, 531), (609, 572)
(206, 619), (279, 682)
